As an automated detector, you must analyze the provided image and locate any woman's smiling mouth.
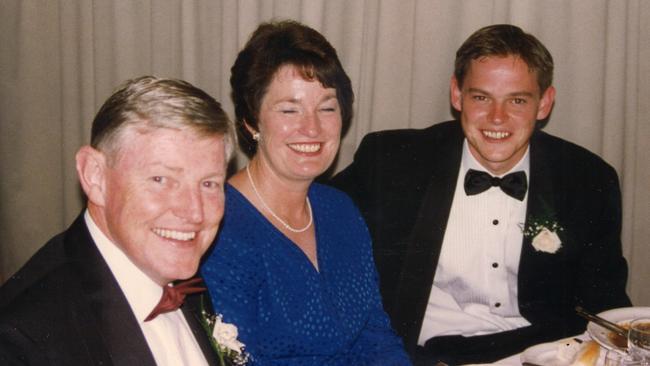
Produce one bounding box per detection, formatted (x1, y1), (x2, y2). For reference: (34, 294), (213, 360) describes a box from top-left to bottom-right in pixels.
(288, 143), (322, 153)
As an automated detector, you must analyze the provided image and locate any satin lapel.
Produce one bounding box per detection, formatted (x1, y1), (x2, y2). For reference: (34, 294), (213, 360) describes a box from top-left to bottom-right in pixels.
(182, 294), (220, 366)
(393, 128), (465, 347)
(65, 215), (157, 366)
(517, 134), (559, 317)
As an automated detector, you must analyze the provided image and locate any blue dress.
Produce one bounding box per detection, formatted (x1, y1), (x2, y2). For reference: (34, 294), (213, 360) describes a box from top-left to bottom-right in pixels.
(201, 183), (411, 366)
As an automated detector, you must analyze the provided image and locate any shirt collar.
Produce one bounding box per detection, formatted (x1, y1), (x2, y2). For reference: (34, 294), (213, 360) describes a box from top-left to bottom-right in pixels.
(461, 139), (530, 178)
(84, 210), (163, 323)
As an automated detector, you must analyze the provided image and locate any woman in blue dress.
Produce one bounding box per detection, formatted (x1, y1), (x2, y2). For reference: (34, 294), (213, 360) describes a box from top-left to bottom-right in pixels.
(201, 20), (411, 366)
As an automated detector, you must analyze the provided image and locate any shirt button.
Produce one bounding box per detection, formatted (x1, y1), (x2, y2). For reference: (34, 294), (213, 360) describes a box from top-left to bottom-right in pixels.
(492, 262), (499, 268)
(495, 302), (501, 308)
(492, 219), (499, 225)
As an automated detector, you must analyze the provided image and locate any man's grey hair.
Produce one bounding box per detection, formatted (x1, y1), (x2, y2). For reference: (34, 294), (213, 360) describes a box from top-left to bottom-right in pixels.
(90, 76), (236, 163)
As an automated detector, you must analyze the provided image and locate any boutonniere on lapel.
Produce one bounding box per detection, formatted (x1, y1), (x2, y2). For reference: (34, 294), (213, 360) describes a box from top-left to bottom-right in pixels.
(520, 216), (564, 254)
(199, 297), (250, 366)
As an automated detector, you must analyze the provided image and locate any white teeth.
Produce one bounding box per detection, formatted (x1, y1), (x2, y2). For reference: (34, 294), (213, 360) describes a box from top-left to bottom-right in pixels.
(483, 130), (510, 139)
(288, 143), (321, 153)
(152, 228), (196, 241)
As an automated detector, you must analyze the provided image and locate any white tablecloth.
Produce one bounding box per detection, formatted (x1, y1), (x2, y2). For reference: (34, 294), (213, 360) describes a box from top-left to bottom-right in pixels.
(494, 352), (521, 365)
(489, 332), (591, 365)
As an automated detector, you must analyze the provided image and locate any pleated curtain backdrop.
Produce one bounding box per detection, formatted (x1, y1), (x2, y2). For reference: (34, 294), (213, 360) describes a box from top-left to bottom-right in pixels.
(1, 0), (649, 305)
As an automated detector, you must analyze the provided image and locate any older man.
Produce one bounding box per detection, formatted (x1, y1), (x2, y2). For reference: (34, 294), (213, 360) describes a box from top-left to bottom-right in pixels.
(0, 76), (235, 365)
(332, 24), (631, 364)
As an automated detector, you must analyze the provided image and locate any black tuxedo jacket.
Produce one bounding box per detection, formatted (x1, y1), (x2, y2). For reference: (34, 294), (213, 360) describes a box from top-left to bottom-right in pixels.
(0, 214), (220, 366)
(331, 121), (631, 362)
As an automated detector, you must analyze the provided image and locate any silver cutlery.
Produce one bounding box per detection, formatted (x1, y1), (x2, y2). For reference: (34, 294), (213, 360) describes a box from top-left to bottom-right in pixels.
(575, 305), (628, 338)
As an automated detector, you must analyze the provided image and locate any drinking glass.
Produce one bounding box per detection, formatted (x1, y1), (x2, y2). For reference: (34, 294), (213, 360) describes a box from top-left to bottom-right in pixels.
(605, 349), (643, 366)
(628, 317), (650, 365)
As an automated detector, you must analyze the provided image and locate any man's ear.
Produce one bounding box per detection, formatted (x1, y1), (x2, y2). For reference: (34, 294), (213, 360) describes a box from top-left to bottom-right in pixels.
(450, 76), (463, 112)
(536, 86), (556, 120)
(75, 145), (107, 207)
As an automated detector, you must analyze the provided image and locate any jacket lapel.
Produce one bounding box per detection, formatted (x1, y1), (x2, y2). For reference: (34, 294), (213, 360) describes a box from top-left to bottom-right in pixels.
(182, 293), (221, 366)
(516, 133), (562, 319)
(66, 215), (158, 366)
(393, 125), (465, 347)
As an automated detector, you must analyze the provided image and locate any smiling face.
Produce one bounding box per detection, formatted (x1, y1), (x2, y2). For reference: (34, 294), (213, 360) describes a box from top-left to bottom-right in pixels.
(451, 55), (555, 175)
(86, 126), (227, 285)
(251, 64), (342, 183)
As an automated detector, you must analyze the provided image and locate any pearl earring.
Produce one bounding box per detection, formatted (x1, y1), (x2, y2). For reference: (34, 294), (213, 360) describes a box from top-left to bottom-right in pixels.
(252, 132), (260, 141)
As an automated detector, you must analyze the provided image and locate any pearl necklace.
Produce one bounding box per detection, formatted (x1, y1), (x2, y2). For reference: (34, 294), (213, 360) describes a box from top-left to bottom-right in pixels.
(246, 165), (313, 233)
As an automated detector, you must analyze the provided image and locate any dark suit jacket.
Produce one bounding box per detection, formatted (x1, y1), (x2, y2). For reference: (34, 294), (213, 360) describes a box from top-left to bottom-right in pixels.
(0, 214), (220, 366)
(331, 120), (631, 363)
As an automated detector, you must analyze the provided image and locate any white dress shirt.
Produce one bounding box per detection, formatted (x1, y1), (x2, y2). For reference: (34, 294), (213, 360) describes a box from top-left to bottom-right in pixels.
(418, 140), (531, 345)
(85, 211), (209, 366)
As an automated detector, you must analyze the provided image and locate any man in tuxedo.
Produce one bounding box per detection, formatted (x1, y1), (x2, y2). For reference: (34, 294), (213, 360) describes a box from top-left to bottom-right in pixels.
(331, 24), (631, 364)
(0, 76), (235, 365)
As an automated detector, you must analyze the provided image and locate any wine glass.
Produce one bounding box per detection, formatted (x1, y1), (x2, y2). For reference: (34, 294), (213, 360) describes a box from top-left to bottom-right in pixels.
(628, 317), (650, 365)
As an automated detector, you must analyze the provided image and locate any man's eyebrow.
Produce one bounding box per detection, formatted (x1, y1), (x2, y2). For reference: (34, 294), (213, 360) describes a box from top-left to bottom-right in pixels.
(467, 87), (488, 94)
(467, 88), (535, 97)
(149, 162), (227, 179)
(507, 91), (535, 97)
(148, 162), (183, 172)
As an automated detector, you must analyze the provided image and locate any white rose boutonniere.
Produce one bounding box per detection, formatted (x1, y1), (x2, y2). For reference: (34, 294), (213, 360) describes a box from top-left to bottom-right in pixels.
(213, 316), (245, 354)
(531, 227), (562, 253)
(199, 297), (250, 366)
(520, 218), (564, 254)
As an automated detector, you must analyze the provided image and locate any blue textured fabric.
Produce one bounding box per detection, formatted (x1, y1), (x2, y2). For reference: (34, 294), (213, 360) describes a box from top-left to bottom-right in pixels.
(201, 183), (411, 366)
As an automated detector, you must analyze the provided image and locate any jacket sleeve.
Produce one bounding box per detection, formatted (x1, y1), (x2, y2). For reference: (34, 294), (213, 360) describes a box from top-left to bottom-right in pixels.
(0, 323), (48, 366)
(573, 163), (631, 311)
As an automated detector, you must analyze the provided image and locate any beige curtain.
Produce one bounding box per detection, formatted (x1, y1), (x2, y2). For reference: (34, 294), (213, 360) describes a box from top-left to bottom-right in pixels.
(1, 0), (648, 305)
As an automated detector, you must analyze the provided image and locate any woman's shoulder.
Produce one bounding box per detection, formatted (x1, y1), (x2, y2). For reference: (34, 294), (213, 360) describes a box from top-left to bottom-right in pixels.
(309, 183), (362, 217)
(222, 183), (260, 222)
(309, 182), (354, 205)
(211, 184), (270, 251)
(309, 183), (369, 237)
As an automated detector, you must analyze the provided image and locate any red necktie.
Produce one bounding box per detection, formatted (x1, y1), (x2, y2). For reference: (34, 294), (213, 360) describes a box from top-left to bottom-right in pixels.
(144, 277), (206, 322)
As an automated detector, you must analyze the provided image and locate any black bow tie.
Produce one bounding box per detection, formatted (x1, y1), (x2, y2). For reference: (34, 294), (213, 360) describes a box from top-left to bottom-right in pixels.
(464, 169), (528, 201)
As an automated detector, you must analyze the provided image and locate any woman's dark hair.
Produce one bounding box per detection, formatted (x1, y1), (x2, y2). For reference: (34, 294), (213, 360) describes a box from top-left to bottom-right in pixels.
(230, 20), (354, 156)
(454, 24), (554, 93)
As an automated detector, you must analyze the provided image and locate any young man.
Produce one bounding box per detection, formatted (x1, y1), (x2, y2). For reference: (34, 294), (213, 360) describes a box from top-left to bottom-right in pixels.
(332, 24), (631, 364)
(0, 76), (235, 365)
